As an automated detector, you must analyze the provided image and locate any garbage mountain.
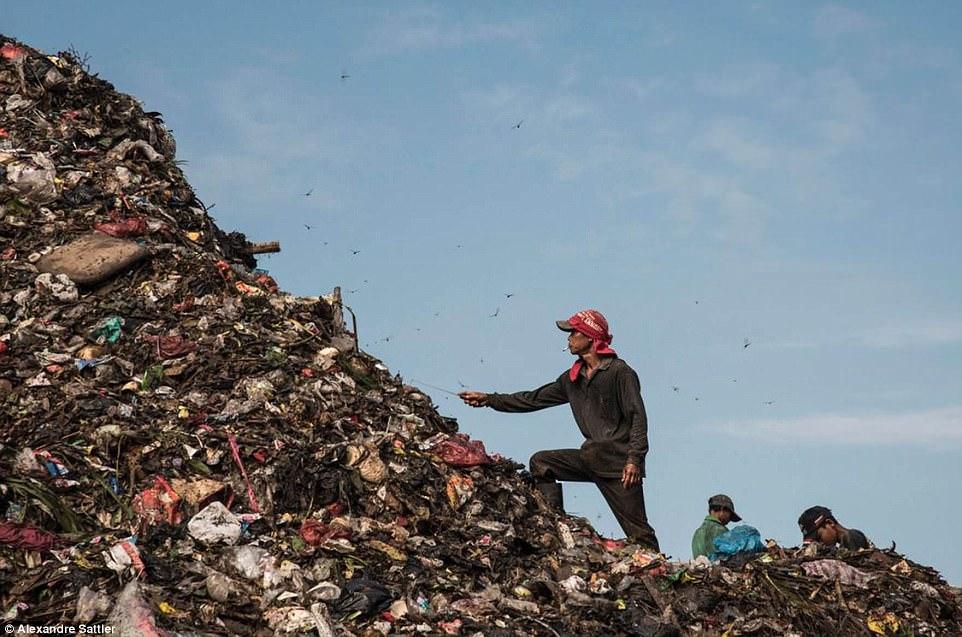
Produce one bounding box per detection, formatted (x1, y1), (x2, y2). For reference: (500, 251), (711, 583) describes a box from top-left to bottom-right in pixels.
(2, 36), (961, 636)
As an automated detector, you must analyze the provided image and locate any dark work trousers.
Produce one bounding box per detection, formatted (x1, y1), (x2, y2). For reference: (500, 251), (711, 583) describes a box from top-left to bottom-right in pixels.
(530, 448), (660, 551)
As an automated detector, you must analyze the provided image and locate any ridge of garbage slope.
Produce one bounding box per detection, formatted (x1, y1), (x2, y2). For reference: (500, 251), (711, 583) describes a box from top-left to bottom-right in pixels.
(2, 35), (961, 637)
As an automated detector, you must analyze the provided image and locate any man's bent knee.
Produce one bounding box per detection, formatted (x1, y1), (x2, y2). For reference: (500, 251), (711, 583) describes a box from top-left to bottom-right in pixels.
(529, 450), (553, 480)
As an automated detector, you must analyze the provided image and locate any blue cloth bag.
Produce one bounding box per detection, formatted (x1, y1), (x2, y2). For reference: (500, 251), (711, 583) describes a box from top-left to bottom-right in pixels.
(710, 525), (765, 560)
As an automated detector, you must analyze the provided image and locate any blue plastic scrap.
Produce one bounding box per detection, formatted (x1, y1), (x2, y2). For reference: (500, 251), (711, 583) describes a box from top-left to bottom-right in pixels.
(710, 525), (765, 560)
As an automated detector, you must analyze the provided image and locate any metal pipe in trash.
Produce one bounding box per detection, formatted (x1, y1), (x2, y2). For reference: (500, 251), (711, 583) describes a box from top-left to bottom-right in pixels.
(246, 241), (281, 254)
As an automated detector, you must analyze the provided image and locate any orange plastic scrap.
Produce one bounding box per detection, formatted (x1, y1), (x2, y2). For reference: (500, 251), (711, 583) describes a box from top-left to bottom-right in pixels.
(119, 540), (146, 577)
(446, 475), (475, 510)
(631, 549), (668, 576)
(132, 476), (183, 528)
(235, 281), (265, 297)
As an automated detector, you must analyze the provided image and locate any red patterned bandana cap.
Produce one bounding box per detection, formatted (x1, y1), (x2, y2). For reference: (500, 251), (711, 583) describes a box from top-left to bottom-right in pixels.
(561, 309), (617, 381)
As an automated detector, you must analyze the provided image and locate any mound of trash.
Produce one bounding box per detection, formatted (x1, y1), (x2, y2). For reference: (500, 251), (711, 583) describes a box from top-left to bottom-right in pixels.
(2, 35), (961, 636)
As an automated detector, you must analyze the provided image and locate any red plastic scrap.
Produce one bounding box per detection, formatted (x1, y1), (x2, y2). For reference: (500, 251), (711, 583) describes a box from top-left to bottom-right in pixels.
(171, 295), (194, 313)
(254, 273), (279, 293)
(94, 215), (147, 238)
(132, 476), (183, 528)
(228, 433), (261, 513)
(430, 433), (493, 467)
(0, 43), (27, 60)
(0, 521), (62, 551)
(215, 260), (233, 281)
(115, 539), (147, 578)
(1, 247), (16, 260)
(299, 519), (352, 546)
(142, 334), (197, 359)
(0, 127), (9, 138)
(0, 342), (8, 355)
(594, 537), (626, 551)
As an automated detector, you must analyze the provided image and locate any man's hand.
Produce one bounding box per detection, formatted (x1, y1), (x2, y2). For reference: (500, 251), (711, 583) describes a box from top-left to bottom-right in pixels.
(459, 391), (489, 408)
(621, 462), (642, 489)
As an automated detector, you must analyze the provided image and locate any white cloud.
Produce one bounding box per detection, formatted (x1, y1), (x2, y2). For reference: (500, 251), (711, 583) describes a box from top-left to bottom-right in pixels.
(694, 62), (779, 99)
(807, 69), (873, 147)
(460, 84), (595, 130)
(462, 60), (876, 246)
(463, 84), (772, 243)
(714, 406), (962, 447)
(695, 64), (874, 153)
(542, 94), (594, 123)
(749, 319), (962, 352)
(188, 66), (382, 212)
(618, 77), (670, 102)
(697, 119), (774, 168)
(813, 4), (881, 40)
(364, 7), (541, 55)
(855, 322), (962, 349)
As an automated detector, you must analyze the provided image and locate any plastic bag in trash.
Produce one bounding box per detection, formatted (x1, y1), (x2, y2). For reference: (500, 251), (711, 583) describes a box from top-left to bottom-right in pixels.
(801, 559), (876, 588)
(226, 544), (283, 588)
(334, 578), (394, 618)
(205, 571), (237, 603)
(74, 586), (112, 623)
(91, 316), (124, 344)
(187, 501), (242, 545)
(710, 525), (765, 560)
(106, 581), (168, 637)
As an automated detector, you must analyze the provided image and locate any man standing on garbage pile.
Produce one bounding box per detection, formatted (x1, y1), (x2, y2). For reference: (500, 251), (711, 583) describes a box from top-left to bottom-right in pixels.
(798, 505), (872, 550)
(459, 309), (659, 550)
(691, 494), (742, 558)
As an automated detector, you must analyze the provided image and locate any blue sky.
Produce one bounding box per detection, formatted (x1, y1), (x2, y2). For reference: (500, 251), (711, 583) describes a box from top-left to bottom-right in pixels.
(7, 2), (962, 582)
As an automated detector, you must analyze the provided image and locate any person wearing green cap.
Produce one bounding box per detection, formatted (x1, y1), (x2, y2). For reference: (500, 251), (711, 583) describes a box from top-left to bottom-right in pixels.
(692, 494), (742, 559)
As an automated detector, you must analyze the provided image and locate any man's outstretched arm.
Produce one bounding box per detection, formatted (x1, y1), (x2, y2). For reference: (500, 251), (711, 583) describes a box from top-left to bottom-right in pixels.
(460, 375), (568, 413)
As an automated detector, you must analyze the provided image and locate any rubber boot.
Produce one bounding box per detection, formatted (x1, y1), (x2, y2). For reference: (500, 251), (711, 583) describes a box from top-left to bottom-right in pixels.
(535, 481), (565, 512)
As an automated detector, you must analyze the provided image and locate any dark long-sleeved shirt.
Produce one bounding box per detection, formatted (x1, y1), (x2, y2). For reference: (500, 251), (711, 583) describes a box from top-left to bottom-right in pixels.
(840, 528), (871, 550)
(485, 357), (649, 478)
